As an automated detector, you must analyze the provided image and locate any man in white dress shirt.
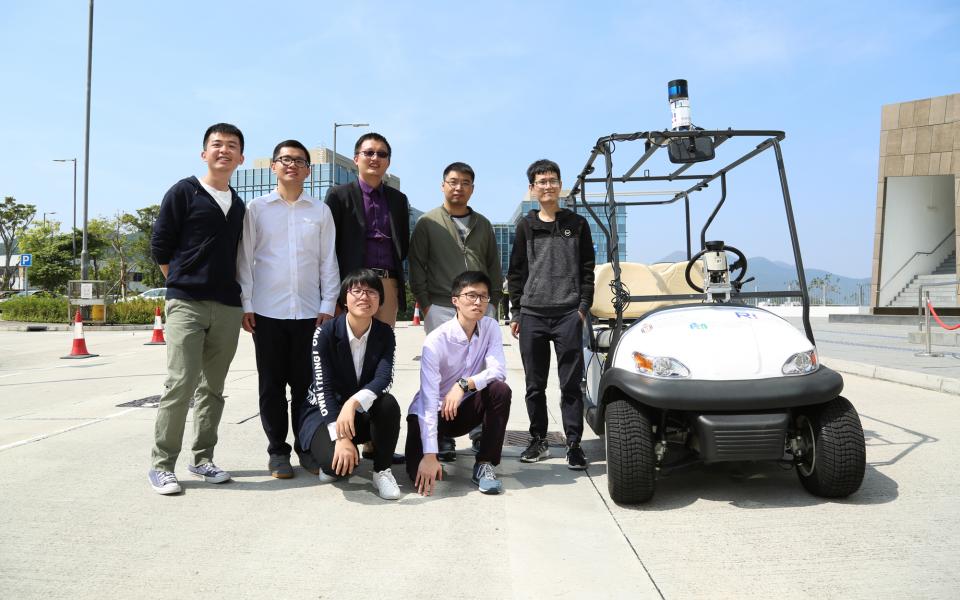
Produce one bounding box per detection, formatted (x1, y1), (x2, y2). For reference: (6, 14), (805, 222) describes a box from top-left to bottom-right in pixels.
(236, 139), (340, 478)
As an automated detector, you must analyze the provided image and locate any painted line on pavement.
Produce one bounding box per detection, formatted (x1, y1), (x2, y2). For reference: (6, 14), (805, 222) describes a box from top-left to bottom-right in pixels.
(0, 406), (141, 453)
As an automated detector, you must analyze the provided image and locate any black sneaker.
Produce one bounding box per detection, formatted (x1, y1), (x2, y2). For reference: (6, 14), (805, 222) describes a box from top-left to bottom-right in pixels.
(269, 454), (294, 479)
(520, 436), (549, 463)
(438, 436), (457, 462)
(566, 443), (587, 470)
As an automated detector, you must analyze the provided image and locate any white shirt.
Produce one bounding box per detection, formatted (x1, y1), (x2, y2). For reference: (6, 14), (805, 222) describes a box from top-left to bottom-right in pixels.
(237, 190), (340, 319)
(325, 319), (379, 441)
(198, 179), (233, 217)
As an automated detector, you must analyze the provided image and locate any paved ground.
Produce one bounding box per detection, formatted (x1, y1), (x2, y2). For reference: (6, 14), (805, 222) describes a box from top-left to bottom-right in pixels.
(0, 321), (958, 599)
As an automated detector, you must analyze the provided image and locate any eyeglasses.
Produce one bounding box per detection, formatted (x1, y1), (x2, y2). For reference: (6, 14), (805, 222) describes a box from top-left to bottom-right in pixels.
(347, 287), (380, 298)
(274, 156), (309, 168)
(533, 178), (561, 188)
(357, 150), (390, 159)
(444, 179), (474, 189)
(457, 292), (490, 304)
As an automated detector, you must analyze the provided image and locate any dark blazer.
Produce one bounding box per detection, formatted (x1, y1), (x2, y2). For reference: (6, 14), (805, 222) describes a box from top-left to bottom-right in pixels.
(325, 180), (411, 310)
(296, 313), (396, 452)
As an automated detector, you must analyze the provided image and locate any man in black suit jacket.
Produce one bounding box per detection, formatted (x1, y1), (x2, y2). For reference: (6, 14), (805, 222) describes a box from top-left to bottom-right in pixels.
(296, 269), (402, 500)
(325, 132), (410, 327)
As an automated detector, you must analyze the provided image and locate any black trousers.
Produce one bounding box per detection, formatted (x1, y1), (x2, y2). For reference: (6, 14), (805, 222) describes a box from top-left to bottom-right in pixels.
(310, 394), (401, 474)
(252, 315), (316, 457)
(518, 310), (584, 445)
(405, 380), (512, 483)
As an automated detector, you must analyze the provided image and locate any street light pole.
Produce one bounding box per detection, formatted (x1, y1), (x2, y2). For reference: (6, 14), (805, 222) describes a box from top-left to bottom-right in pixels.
(43, 211), (58, 226)
(80, 0), (94, 280)
(331, 122), (369, 191)
(53, 158), (77, 258)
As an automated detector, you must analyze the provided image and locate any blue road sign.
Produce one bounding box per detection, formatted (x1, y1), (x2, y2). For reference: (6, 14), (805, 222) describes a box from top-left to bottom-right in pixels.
(20, 253), (32, 267)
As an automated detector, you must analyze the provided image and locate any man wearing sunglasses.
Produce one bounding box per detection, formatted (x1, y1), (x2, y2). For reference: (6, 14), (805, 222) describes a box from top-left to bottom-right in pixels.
(325, 133), (410, 328)
(236, 139), (340, 479)
(408, 161), (503, 461)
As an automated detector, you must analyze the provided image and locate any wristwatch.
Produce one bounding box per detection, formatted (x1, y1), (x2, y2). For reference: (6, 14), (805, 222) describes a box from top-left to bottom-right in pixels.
(458, 377), (470, 392)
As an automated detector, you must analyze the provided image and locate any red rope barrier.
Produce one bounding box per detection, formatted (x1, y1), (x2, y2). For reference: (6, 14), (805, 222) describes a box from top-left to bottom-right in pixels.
(927, 300), (960, 331)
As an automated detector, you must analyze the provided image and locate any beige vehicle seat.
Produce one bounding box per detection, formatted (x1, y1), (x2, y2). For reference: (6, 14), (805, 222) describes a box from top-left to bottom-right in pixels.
(591, 261), (705, 320)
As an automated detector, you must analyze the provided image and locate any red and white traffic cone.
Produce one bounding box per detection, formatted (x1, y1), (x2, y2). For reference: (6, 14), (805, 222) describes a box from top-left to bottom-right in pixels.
(61, 309), (99, 359)
(412, 302), (422, 326)
(144, 306), (166, 345)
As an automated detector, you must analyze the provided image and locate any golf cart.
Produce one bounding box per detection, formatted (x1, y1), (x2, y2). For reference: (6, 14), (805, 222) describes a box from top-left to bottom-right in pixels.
(570, 100), (866, 504)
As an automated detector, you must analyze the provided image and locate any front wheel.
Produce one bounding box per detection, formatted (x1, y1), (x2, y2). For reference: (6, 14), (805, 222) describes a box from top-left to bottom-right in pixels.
(605, 397), (656, 504)
(795, 396), (866, 498)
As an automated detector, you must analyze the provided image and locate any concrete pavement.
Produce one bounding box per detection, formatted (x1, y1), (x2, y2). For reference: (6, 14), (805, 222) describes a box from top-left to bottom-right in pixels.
(0, 322), (958, 598)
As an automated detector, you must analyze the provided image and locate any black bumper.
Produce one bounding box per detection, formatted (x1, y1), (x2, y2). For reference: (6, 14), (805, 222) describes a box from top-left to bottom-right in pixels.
(599, 366), (843, 412)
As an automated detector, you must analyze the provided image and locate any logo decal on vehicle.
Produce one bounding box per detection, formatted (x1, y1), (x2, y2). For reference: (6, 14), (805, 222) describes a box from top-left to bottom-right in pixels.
(689, 322), (708, 330)
(641, 324), (653, 333)
(735, 312), (758, 319)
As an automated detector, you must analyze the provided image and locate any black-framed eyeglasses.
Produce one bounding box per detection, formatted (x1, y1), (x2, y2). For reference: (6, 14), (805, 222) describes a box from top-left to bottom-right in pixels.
(457, 292), (490, 304)
(357, 150), (390, 159)
(274, 156), (310, 168)
(444, 179), (474, 189)
(347, 287), (380, 298)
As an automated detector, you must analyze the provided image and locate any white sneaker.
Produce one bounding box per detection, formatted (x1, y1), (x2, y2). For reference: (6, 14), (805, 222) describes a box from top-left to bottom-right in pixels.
(318, 470), (338, 484)
(372, 468), (401, 500)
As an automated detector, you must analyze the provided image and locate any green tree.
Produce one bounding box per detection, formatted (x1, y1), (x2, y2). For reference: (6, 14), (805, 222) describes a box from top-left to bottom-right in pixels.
(86, 218), (114, 280)
(103, 212), (138, 299)
(18, 221), (75, 292)
(0, 196), (37, 290)
(126, 205), (163, 288)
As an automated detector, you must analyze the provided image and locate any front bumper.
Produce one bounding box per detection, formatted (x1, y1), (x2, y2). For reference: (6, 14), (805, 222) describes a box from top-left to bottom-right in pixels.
(599, 365), (843, 412)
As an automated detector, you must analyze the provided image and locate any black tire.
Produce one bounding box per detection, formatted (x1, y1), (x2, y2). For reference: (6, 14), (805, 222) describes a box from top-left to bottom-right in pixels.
(605, 397), (656, 504)
(795, 396), (866, 498)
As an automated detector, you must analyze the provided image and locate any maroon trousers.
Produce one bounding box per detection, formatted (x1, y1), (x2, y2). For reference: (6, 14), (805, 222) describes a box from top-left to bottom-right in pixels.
(405, 380), (512, 482)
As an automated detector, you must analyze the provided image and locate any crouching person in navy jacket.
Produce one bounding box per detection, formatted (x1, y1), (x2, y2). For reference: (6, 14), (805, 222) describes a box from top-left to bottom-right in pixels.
(296, 269), (402, 500)
(406, 270), (512, 496)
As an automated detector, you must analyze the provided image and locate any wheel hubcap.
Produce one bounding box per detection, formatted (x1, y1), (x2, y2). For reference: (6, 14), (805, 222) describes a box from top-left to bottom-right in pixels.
(796, 415), (816, 477)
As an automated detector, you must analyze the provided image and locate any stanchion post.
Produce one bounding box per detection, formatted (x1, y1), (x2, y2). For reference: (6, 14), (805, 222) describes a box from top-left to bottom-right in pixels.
(915, 290), (943, 358)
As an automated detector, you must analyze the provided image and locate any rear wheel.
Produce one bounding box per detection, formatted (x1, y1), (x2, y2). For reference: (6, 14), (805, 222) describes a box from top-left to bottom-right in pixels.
(605, 397), (656, 504)
(795, 396), (865, 498)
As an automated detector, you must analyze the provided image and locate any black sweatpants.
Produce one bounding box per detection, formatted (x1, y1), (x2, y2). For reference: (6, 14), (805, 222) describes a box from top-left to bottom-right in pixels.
(405, 380), (512, 483)
(518, 310), (584, 445)
(310, 394), (401, 474)
(252, 315), (316, 457)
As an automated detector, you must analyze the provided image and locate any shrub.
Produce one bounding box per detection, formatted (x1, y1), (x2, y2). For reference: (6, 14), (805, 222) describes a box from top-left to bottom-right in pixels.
(0, 296), (70, 323)
(109, 298), (165, 324)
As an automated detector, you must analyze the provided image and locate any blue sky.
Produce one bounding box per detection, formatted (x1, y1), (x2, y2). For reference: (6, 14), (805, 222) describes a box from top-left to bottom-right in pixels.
(1, 1), (957, 277)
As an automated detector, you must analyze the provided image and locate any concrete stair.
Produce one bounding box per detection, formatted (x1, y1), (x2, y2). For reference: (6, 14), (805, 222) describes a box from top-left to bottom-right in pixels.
(889, 251), (958, 308)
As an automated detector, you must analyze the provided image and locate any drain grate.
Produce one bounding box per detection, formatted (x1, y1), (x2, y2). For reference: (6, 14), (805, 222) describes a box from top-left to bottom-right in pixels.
(504, 430), (566, 447)
(117, 395), (194, 408)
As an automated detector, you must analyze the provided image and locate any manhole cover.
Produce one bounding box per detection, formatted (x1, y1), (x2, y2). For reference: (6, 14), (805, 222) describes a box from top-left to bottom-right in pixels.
(117, 395), (195, 408)
(504, 430), (566, 447)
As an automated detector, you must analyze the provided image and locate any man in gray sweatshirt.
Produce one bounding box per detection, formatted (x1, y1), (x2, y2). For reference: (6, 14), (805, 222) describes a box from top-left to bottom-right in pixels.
(508, 159), (595, 470)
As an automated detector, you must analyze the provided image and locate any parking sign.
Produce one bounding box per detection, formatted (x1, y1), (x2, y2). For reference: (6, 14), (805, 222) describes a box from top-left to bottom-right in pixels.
(20, 253), (32, 267)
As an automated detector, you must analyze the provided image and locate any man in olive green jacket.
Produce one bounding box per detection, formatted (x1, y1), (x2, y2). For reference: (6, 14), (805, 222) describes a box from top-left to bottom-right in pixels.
(409, 161), (502, 335)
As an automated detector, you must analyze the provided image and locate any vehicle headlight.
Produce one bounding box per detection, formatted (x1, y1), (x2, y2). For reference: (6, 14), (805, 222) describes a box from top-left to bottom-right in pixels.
(633, 352), (690, 378)
(782, 349), (818, 375)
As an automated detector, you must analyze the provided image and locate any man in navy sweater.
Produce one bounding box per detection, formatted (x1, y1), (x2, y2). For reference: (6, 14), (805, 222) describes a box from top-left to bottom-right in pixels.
(147, 123), (247, 495)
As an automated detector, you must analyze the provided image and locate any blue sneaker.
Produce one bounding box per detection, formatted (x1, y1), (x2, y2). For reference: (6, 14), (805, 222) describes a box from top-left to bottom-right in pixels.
(187, 462), (231, 484)
(148, 469), (181, 495)
(471, 462), (503, 495)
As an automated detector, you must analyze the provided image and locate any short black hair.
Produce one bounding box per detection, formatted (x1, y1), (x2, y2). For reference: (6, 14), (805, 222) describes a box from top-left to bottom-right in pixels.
(354, 132), (392, 157)
(272, 139), (310, 163)
(443, 162), (475, 181)
(526, 159), (561, 185)
(451, 270), (491, 298)
(203, 123), (244, 153)
(338, 268), (385, 309)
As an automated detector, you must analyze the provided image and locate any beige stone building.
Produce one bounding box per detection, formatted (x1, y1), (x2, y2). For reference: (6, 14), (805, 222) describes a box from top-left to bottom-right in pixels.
(872, 93), (959, 312)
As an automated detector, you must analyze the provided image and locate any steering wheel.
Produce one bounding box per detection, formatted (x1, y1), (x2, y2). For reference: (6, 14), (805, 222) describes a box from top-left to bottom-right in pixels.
(684, 243), (748, 293)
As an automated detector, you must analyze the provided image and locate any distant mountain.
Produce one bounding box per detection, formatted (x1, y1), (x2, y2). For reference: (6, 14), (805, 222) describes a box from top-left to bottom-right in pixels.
(655, 251), (870, 304)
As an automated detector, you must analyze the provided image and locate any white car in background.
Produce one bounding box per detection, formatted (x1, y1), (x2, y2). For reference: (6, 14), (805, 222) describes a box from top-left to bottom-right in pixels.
(117, 288), (166, 302)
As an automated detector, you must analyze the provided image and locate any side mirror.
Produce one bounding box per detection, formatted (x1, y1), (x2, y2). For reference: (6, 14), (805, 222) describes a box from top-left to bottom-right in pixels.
(668, 136), (715, 164)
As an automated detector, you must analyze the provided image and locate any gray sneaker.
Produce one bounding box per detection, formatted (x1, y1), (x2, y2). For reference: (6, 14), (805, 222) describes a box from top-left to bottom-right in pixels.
(269, 454), (294, 479)
(471, 462), (503, 495)
(187, 462), (231, 484)
(520, 436), (550, 463)
(148, 469), (181, 495)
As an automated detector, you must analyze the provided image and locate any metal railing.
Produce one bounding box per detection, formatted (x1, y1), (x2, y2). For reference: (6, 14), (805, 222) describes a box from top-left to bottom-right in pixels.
(881, 229), (955, 304)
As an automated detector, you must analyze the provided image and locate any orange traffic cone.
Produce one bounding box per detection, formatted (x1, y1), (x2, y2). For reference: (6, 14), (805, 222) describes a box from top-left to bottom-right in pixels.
(61, 309), (99, 359)
(144, 306), (166, 345)
(412, 302), (421, 326)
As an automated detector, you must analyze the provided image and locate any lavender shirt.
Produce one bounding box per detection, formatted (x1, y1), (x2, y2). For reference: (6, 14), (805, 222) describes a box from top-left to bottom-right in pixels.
(407, 316), (507, 454)
(358, 179), (396, 271)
